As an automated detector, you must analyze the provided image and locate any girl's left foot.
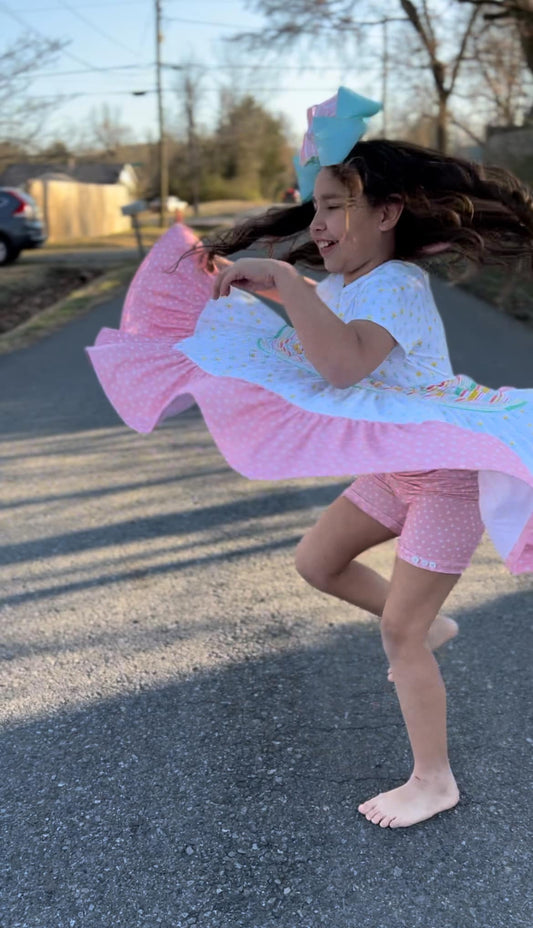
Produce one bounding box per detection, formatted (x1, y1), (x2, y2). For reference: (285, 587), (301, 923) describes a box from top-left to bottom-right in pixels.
(358, 772), (460, 828)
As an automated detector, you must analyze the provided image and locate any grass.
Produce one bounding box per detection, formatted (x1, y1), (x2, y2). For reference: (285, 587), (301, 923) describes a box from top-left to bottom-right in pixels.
(0, 264), (106, 333)
(41, 224), (167, 251)
(0, 200), (269, 353)
(0, 262), (136, 354)
(0, 263), (96, 304)
(460, 267), (533, 324)
(424, 250), (533, 328)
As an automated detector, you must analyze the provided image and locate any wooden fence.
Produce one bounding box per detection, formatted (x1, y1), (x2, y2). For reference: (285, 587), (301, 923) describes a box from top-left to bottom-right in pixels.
(28, 177), (131, 242)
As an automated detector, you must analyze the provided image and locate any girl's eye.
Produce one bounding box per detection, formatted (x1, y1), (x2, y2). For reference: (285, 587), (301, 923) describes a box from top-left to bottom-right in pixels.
(313, 203), (343, 211)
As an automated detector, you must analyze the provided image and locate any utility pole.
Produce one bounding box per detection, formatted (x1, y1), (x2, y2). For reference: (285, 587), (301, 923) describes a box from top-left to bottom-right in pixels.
(381, 18), (388, 138)
(184, 74), (200, 217)
(155, 0), (168, 228)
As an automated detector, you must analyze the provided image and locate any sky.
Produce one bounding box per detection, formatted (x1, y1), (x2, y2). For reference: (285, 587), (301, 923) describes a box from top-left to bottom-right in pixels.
(1, 0), (386, 148)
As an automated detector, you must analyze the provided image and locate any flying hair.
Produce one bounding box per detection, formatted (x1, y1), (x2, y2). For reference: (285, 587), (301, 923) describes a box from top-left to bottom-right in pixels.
(191, 139), (533, 275)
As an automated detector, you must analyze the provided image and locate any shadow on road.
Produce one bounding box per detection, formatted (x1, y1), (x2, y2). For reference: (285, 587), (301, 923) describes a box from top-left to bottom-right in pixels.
(2, 589), (532, 928)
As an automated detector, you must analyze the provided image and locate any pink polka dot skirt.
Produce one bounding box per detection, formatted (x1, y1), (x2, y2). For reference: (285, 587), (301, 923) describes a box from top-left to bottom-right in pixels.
(86, 224), (533, 574)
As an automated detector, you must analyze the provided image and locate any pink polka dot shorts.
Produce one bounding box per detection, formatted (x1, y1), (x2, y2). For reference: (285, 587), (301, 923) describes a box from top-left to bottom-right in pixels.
(343, 469), (484, 575)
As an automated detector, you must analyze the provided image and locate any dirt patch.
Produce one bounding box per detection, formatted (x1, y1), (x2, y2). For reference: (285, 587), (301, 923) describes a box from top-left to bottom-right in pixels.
(0, 265), (104, 335)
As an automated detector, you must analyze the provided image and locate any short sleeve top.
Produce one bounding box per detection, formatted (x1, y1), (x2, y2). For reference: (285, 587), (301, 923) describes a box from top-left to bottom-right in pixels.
(316, 261), (453, 388)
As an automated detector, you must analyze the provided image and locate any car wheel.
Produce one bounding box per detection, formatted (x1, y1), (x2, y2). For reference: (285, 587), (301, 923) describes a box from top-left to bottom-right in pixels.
(0, 235), (20, 265)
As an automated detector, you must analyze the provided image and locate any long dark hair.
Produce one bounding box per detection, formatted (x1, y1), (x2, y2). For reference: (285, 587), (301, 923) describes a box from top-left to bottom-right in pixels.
(198, 139), (533, 272)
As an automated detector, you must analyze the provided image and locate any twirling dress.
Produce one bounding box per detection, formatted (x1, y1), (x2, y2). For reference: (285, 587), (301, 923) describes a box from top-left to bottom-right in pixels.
(86, 223), (533, 574)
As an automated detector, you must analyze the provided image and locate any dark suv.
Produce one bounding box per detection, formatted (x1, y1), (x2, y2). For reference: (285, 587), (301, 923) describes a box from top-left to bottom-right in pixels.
(0, 187), (47, 265)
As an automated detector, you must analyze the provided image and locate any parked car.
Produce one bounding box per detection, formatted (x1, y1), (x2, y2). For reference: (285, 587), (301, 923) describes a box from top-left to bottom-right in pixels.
(281, 187), (301, 204)
(148, 195), (188, 214)
(0, 187), (47, 265)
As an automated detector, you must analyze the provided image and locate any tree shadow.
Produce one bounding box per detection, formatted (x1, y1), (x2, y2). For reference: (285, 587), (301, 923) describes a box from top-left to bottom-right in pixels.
(0, 474), (345, 609)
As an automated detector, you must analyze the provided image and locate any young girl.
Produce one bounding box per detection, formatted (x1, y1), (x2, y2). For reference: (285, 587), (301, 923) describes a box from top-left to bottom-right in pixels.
(87, 87), (533, 829)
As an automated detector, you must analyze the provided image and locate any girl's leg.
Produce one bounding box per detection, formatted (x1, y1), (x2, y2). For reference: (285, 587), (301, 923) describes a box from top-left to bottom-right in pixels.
(295, 495), (397, 613)
(295, 496), (457, 657)
(358, 558), (461, 828)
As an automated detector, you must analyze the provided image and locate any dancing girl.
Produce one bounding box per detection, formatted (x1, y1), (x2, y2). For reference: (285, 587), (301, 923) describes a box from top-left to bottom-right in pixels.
(88, 87), (533, 827)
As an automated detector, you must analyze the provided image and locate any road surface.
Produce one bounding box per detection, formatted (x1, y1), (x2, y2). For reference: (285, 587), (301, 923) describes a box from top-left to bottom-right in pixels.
(1, 275), (532, 927)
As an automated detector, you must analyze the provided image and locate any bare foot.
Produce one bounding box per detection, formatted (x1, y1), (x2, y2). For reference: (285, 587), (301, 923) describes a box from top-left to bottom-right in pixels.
(387, 614), (458, 682)
(358, 772), (460, 828)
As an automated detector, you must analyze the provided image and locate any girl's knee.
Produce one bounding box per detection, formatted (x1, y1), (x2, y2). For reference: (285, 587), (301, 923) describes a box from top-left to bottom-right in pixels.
(380, 607), (425, 659)
(294, 538), (332, 591)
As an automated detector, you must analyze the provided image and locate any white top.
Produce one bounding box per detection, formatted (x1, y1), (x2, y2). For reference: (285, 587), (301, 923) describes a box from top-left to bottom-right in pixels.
(315, 261), (453, 387)
(178, 259), (523, 430)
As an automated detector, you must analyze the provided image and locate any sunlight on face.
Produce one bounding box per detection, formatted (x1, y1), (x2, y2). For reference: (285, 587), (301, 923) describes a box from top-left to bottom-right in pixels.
(310, 168), (392, 284)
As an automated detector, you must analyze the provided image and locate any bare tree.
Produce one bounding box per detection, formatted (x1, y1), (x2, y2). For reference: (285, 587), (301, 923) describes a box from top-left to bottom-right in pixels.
(88, 104), (134, 157)
(461, 18), (530, 125)
(235, 0), (482, 151)
(456, 0), (533, 74)
(172, 63), (206, 216)
(0, 35), (67, 154)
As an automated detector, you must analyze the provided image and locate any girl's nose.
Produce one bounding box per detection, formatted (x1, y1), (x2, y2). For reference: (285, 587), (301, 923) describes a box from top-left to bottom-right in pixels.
(310, 211), (325, 232)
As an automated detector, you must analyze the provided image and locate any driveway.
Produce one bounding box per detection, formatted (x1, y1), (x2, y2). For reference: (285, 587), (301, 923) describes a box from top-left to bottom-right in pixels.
(1, 276), (532, 927)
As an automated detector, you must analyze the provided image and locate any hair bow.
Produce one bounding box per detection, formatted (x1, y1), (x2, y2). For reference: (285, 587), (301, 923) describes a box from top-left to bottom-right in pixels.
(294, 86), (382, 202)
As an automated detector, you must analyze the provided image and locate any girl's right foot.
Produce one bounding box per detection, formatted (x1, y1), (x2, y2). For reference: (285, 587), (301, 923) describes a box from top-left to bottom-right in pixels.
(387, 615), (458, 682)
(358, 769), (460, 828)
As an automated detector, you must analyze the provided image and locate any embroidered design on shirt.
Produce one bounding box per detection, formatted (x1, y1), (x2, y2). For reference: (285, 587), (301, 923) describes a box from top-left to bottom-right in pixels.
(363, 375), (526, 411)
(257, 325), (318, 374)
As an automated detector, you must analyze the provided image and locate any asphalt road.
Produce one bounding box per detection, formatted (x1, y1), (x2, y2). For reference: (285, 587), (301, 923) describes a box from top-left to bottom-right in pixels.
(1, 274), (532, 928)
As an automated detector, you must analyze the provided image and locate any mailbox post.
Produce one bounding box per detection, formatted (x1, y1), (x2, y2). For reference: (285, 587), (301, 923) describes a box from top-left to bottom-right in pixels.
(121, 199), (148, 260)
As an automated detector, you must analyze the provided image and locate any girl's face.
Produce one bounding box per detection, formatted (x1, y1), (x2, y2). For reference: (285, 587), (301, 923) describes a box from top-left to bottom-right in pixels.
(310, 167), (398, 284)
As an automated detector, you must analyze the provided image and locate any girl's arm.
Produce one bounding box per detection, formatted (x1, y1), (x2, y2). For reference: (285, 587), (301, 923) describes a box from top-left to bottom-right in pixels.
(213, 254), (317, 306)
(214, 258), (395, 388)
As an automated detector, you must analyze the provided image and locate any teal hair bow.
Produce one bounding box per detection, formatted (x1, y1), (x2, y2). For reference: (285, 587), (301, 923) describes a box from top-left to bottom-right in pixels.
(294, 86), (382, 202)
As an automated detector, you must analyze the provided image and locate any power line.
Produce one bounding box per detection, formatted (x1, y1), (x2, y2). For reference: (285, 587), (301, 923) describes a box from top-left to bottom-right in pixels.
(155, 0), (168, 227)
(31, 89), (157, 97)
(15, 0), (214, 7)
(165, 15), (245, 29)
(34, 64), (154, 76)
(16, 1), (147, 8)
(29, 85), (352, 99)
(55, 0), (141, 57)
(31, 63), (360, 78)
(0, 1), (113, 71)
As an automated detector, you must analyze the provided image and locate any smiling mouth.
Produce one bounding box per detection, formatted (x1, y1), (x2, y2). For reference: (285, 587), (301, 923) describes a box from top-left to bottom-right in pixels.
(315, 240), (337, 255)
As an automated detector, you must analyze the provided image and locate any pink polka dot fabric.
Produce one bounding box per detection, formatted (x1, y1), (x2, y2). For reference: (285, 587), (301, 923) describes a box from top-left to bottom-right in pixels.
(343, 470), (484, 574)
(86, 224), (533, 575)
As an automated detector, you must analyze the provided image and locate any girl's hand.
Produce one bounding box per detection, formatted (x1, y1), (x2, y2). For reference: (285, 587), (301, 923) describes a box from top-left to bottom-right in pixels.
(213, 258), (286, 299)
(195, 249), (233, 274)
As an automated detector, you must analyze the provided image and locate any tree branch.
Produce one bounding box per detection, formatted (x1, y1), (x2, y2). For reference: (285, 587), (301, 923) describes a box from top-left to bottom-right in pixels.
(450, 116), (486, 145)
(449, 6), (480, 91)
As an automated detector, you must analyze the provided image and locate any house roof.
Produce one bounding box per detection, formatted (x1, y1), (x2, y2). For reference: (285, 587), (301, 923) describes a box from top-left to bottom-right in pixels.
(0, 162), (135, 187)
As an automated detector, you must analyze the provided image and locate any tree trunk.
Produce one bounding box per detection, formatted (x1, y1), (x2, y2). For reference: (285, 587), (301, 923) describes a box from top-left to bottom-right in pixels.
(436, 92), (449, 153)
(517, 10), (533, 75)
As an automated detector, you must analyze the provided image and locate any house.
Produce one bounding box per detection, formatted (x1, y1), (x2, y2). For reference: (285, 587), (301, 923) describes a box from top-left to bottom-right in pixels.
(0, 162), (139, 242)
(0, 161), (138, 195)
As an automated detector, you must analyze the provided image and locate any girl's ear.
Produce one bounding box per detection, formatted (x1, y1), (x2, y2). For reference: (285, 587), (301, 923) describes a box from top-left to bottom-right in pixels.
(379, 196), (404, 232)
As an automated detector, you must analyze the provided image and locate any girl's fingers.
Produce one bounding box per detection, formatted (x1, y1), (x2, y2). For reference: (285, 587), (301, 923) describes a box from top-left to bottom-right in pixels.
(213, 270), (228, 299)
(213, 269), (249, 299)
(213, 259), (274, 299)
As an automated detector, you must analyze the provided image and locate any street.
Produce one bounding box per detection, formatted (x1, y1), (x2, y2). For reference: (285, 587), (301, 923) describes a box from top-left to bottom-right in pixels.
(1, 278), (532, 927)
